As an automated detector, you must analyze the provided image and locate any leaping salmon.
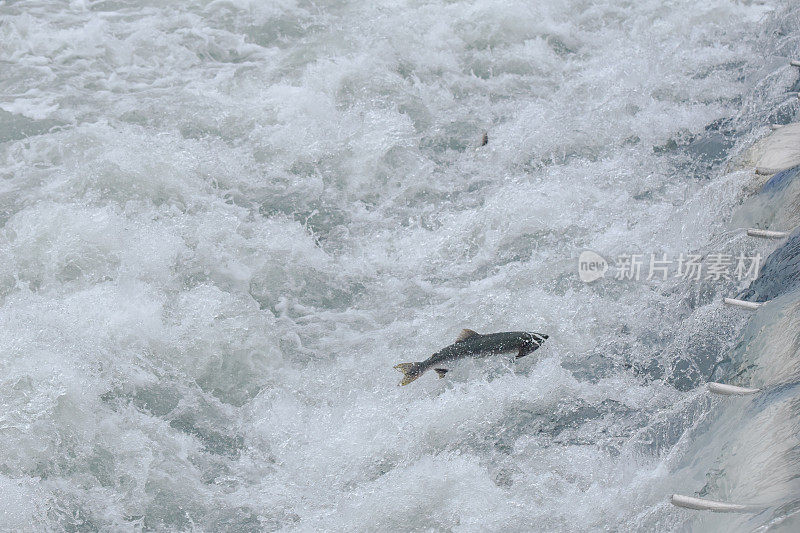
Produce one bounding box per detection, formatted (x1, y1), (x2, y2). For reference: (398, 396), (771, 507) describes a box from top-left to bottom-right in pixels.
(394, 329), (548, 385)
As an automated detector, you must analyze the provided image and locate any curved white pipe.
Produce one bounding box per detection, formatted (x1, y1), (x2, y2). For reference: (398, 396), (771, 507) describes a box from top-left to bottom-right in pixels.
(723, 298), (762, 310)
(746, 228), (788, 239)
(670, 494), (751, 513)
(707, 382), (761, 395)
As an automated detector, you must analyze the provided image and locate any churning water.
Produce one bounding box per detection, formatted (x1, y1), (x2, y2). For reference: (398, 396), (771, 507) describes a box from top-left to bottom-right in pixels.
(2, 0), (800, 530)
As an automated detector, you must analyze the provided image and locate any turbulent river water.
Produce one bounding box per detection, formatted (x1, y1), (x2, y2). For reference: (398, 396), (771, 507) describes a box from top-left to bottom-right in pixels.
(2, 0), (800, 531)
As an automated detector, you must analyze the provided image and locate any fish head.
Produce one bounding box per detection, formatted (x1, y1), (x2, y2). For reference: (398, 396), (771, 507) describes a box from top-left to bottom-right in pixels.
(519, 332), (548, 356)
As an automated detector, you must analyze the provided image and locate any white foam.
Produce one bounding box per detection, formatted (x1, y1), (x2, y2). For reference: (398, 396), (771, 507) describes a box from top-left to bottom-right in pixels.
(743, 122), (800, 175)
(0, 0), (791, 530)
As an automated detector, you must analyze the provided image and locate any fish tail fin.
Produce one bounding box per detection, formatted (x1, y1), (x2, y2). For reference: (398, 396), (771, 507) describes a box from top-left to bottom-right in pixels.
(394, 362), (424, 386)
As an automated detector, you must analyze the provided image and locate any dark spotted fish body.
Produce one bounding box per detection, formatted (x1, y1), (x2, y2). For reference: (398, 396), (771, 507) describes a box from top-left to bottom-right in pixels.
(394, 329), (548, 385)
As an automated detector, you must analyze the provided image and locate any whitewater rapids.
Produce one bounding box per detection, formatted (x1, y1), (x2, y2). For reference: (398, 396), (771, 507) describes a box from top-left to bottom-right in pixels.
(1, 0), (799, 530)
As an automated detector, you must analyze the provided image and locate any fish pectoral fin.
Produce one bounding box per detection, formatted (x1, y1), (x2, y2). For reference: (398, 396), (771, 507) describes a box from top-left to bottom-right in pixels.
(455, 329), (479, 342)
(516, 347), (527, 359)
(434, 368), (449, 379)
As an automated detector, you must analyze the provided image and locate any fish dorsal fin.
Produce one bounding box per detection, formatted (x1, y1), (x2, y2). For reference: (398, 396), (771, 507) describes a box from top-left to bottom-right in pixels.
(456, 329), (479, 342)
